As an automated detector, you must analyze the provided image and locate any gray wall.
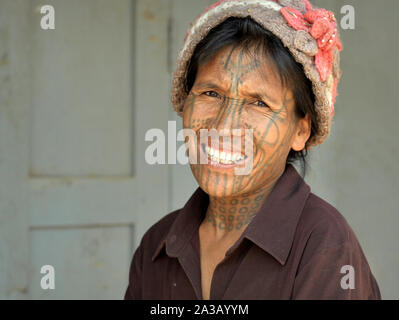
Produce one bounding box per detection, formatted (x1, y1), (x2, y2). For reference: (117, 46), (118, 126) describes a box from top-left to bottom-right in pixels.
(308, 0), (399, 300)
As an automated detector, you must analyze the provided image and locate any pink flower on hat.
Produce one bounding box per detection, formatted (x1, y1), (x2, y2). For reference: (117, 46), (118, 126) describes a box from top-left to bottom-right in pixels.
(281, 0), (342, 82)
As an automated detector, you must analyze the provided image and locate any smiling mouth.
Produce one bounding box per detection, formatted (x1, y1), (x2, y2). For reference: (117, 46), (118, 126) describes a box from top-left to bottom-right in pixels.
(201, 143), (248, 166)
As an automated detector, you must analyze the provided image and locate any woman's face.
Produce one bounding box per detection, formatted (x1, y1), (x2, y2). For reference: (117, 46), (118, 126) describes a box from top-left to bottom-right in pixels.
(183, 45), (310, 198)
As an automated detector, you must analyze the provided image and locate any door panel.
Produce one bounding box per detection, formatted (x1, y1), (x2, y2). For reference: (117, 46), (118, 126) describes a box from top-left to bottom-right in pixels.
(29, 224), (133, 299)
(0, 0), (170, 299)
(30, 0), (133, 177)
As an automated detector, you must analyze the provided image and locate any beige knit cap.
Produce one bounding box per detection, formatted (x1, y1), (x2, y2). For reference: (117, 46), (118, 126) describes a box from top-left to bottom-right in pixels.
(171, 0), (343, 148)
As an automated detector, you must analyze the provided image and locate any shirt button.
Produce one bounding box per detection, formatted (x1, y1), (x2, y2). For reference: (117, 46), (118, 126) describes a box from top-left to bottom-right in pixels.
(170, 235), (177, 243)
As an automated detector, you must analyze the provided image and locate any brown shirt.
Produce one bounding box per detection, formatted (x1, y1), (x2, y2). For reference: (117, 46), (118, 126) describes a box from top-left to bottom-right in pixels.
(124, 164), (381, 300)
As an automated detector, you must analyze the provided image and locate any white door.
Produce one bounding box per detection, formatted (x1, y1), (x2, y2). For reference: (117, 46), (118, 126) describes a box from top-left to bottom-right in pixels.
(168, 0), (216, 212)
(0, 0), (170, 299)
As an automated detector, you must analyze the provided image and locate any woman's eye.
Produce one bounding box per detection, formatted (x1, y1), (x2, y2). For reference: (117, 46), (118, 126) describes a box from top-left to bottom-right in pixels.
(254, 100), (269, 108)
(203, 91), (220, 98)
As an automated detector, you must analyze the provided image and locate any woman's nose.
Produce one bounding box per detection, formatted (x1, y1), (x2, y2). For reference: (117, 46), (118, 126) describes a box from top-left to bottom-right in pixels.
(209, 97), (245, 133)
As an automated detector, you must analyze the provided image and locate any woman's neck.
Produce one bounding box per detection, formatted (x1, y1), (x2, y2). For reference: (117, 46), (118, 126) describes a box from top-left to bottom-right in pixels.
(202, 183), (275, 240)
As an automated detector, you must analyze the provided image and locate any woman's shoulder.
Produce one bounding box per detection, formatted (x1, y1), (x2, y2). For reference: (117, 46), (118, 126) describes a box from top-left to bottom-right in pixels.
(296, 191), (376, 273)
(140, 209), (181, 248)
(297, 192), (364, 255)
(293, 192), (381, 299)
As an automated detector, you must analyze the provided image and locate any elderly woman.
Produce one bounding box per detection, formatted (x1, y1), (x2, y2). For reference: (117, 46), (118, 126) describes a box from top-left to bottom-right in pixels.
(125, 0), (380, 300)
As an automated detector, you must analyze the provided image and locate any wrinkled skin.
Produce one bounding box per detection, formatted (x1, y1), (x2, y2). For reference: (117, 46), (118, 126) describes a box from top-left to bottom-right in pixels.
(183, 44), (311, 237)
(183, 44), (311, 300)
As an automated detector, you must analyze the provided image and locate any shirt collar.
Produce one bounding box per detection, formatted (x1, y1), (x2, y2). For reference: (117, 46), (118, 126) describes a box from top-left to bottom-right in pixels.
(151, 164), (311, 265)
(151, 187), (208, 262)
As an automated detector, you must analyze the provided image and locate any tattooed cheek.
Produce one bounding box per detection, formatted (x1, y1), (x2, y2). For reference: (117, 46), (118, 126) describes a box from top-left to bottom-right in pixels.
(243, 119), (262, 138)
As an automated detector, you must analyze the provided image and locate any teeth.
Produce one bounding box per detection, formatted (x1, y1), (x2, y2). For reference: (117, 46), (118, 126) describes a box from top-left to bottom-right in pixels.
(204, 145), (245, 164)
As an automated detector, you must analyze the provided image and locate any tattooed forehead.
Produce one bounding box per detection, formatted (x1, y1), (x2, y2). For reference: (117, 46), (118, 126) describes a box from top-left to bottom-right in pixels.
(195, 45), (287, 101)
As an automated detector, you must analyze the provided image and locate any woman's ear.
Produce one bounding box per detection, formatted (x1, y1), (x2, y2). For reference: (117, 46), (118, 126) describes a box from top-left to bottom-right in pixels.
(291, 113), (311, 152)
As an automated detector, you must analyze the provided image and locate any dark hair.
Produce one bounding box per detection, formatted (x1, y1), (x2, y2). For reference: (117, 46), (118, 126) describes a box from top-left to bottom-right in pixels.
(185, 16), (319, 184)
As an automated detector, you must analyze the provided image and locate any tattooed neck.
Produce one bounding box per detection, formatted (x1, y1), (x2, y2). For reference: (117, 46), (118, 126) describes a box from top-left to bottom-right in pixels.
(204, 189), (271, 232)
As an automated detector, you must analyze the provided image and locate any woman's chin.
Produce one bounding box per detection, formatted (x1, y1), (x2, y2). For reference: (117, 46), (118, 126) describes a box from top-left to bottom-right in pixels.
(190, 164), (251, 198)
(199, 182), (243, 198)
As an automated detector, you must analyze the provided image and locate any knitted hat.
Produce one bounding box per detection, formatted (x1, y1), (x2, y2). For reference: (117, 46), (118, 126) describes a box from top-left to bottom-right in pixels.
(171, 0), (343, 148)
